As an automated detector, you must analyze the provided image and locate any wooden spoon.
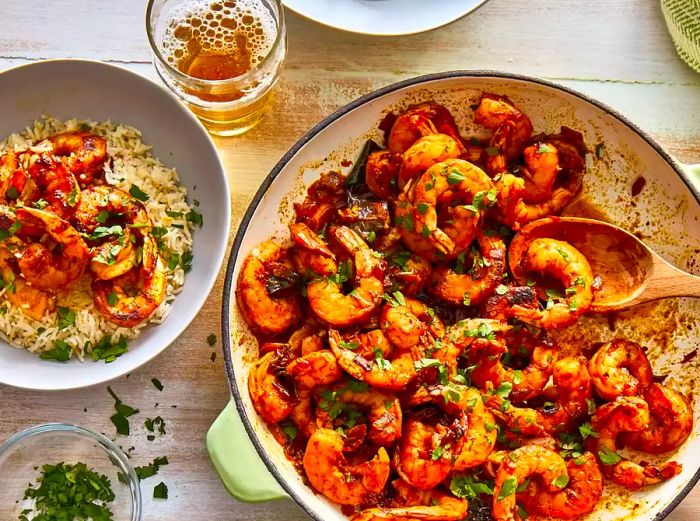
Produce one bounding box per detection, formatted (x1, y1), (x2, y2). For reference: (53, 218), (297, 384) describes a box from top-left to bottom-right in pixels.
(508, 217), (700, 312)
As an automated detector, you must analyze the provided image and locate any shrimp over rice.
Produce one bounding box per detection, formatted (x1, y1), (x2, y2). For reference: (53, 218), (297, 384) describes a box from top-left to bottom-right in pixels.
(0, 116), (196, 360)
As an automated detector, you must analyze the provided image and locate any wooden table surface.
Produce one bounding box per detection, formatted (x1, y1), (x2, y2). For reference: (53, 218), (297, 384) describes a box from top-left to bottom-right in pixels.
(1, 1), (699, 519)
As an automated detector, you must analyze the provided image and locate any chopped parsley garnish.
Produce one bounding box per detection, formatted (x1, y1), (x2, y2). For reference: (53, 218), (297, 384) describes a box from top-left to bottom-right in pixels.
(39, 339), (72, 362)
(186, 208), (204, 227)
(108, 386), (139, 436)
(416, 202), (429, 214)
(382, 290), (406, 307)
(446, 169), (465, 185)
(67, 185), (79, 206)
(134, 456), (169, 481)
(6, 186), (20, 200)
(281, 422), (298, 442)
(339, 340), (359, 350)
(207, 334), (217, 346)
(497, 476), (518, 501)
(463, 293), (471, 306)
(56, 307), (76, 330)
(153, 482), (168, 499)
(513, 369), (523, 385)
(430, 446), (444, 461)
(96, 210), (110, 224)
(552, 475), (569, 489)
(0, 221), (22, 241)
(91, 336), (128, 363)
(151, 378), (164, 391)
(537, 143), (550, 154)
(107, 291), (119, 306)
(129, 184), (149, 202)
(181, 250), (193, 272)
(144, 416), (166, 436)
(165, 210), (184, 218)
(20, 463), (116, 521)
(495, 284), (508, 295)
(374, 348), (392, 371)
(598, 446), (622, 465)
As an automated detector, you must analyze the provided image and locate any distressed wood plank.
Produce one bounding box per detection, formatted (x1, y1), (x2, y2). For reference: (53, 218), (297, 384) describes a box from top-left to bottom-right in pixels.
(3, 0), (700, 84)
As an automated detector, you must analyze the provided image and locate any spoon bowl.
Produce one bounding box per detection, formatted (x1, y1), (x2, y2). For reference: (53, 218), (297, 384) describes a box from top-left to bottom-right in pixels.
(509, 217), (700, 311)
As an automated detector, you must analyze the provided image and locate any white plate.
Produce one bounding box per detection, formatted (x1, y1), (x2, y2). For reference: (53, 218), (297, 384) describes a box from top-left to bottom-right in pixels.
(283, 0), (489, 36)
(0, 60), (230, 391)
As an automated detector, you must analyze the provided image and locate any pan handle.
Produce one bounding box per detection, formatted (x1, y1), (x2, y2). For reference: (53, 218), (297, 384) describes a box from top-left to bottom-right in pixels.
(682, 163), (700, 191)
(206, 399), (287, 502)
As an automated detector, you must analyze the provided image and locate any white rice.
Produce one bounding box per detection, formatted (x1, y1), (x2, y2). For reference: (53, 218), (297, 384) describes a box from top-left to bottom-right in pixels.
(0, 116), (197, 360)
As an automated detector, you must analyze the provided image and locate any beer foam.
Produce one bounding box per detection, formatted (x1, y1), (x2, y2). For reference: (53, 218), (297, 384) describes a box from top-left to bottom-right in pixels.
(160, 0), (277, 68)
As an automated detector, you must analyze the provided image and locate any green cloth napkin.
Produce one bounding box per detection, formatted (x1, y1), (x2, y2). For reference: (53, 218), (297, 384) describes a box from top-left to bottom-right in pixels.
(661, 0), (700, 72)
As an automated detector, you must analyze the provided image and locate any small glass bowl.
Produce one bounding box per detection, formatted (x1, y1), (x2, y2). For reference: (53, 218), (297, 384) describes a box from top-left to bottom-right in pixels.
(0, 423), (141, 521)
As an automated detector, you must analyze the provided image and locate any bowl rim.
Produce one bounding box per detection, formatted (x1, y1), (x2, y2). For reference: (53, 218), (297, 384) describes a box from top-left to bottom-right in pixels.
(220, 70), (700, 521)
(282, 0), (492, 37)
(0, 58), (231, 391)
(0, 422), (142, 521)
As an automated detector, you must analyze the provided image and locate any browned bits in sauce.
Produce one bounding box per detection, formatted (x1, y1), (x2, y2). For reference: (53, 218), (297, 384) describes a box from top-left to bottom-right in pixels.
(682, 349), (697, 364)
(631, 176), (647, 197)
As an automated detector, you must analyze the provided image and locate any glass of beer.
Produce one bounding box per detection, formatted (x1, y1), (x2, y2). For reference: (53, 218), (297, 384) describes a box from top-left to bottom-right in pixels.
(146, 0), (286, 136)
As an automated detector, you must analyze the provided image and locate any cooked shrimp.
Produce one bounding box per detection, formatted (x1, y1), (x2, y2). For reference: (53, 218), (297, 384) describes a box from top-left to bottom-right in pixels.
(248, 349), (295, 424)
(511, 238), (594, 328)
(624, 383), (693, 454)
(395, 417), (462, 490)
(290, 222), (337, 277)
(316, 380), (402, 446)
(304, 428), (390, 505)
(380, 297), (444, 351)
(13, 207), (89, 291)
(492, 445), (568, 521)
(586, 396), (682, 489)
(307, 226), (384, 327)
(588, 339), (653, 401)
(329, 329), (417, 391)
(474, 94), (533, 177)
(410, 159), (494, 256)
(518, 452), (603, 520)
(388, 102), (464, 154)
(92, 234), (166, 327)
(427, 230), (506, 306)
(72, 186), (151, 280)
(351, 480), (468, 521)
(520, 142), (560, 203)
(385, 252), (432, 297)
(0, 245), (56, 320)
(286, 350), (342, 389)
(366, 150), (402, 200)
(454, 387), (498, 470)
(480, 284), (539, 322)
(487, 356), (592, 436)
(288, 321), (327, 355)
(472, 328), (558, 404)
(236, 241), (302, 335)
(398, 134), (463, 189)
(43, 131), (108, 187)
(494, 170), (583, 229)
(13, 152), (82, 219)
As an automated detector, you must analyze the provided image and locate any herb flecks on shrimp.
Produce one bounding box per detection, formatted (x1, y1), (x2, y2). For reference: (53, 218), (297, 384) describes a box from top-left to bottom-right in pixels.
(236, 95), (692, 521)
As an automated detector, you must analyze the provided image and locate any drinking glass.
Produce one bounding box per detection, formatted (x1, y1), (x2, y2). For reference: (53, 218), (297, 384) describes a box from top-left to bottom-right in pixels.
(146, 0), (287, 136)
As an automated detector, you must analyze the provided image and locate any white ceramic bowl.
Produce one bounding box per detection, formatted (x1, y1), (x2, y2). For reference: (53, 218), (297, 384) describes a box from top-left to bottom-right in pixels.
(283, 0), (490, 36)
(0, 60), (230, 390)
(211, 71), (700, 520)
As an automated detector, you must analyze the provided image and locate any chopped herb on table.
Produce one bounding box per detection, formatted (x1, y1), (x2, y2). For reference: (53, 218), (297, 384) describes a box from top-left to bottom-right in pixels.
(153, 482), (168, 500)
(134, 456), (169, 481)
(206, 333), (217, 346)
(108, 386), (139, 436)
(19, 462), (116, 521)
(151, 378), (164, 391)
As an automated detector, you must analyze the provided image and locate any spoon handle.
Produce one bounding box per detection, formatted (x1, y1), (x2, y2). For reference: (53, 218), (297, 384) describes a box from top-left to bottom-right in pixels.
(638, 253), (700, 303)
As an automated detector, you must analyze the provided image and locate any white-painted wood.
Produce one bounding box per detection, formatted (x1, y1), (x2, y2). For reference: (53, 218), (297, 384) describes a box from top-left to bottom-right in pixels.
(1, 0), (699, 519)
